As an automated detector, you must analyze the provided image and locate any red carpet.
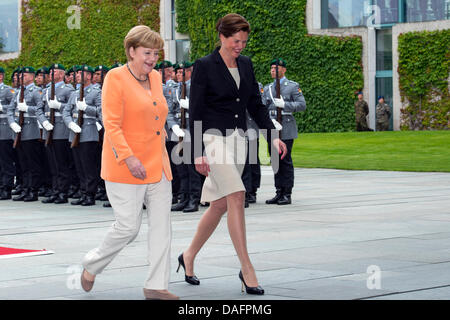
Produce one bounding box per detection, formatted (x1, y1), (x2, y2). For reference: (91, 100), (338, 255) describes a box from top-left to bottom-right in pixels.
(0, 246), (54, 259)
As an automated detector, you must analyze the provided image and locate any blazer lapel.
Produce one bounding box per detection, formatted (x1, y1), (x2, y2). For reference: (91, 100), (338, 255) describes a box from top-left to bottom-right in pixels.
(213, 47), (239, 96)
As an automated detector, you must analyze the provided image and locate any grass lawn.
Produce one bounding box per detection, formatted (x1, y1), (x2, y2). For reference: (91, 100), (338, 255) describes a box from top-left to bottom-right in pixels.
(259, 131), (450, 172)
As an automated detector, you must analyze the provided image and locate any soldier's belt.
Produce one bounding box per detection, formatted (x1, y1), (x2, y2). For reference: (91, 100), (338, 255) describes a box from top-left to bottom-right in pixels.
(269, 110), (292, 116)
(45, 112), (62, 117)
(72, 113), (96, 120)
(15, 112), (36, 118)
(175, 112), (189, 119)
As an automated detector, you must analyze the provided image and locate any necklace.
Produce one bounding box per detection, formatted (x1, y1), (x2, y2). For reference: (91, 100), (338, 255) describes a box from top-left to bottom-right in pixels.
(127, 63), (149, 83)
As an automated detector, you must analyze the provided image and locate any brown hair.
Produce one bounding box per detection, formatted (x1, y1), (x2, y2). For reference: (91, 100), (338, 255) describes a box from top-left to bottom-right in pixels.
(216, 13), (251, 38)
(124, 25), (164, 61)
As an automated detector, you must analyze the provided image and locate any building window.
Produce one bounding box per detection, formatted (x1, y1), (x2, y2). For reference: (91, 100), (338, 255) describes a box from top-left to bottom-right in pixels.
(321, 0), (368, 28)
(376, 29), (393, 71)
(0, 0), (19, 54)
(176, 39), (190, 63)
(404, 0), (450, 22)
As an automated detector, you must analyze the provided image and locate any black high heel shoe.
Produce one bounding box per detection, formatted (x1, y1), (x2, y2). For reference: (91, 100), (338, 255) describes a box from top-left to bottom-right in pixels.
(177, 253), (200, 285)
(239, 270), (264, 295)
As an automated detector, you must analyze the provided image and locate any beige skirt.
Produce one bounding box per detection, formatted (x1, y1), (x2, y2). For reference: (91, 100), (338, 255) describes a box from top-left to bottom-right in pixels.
(201, 129), (247, 202)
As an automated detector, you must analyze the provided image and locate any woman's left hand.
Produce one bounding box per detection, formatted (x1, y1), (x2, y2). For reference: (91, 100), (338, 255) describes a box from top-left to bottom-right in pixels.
(272, 138), (287, 160)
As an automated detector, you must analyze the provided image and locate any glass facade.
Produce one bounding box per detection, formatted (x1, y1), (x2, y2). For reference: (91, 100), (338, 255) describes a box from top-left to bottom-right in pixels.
(176, 39), (190, 63)
(0, 0), (19, 53)
(376, 29), (392, 71)
(321, 0), (450, 29)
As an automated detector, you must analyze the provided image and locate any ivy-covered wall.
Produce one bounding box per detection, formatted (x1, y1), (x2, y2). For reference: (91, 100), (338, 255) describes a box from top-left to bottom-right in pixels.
(1, 0), (160, 80)
(175, 0), (364, 133)
(398, 29), (450, 130)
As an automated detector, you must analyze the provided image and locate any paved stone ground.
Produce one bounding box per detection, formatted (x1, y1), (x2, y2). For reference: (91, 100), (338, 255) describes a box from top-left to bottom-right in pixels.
(0, 166), (449, 300)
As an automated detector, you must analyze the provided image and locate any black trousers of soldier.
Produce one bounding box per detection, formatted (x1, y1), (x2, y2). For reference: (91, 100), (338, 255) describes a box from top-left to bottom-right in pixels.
(67, 145), (79, 190)
(242, 138), (261, 193)
(72, 141), (100, 197)
(96, 141), (106, 194)
(176, 141), (202, 197)
(39, 140), (52, 189)
(166, 140), (181, 196)
(44, 143), (58, 193)
(268, 138), (294, 191)
(16, 139), (44, 192)
(0, 139), (16, 189)
(50, 140), (73, 194)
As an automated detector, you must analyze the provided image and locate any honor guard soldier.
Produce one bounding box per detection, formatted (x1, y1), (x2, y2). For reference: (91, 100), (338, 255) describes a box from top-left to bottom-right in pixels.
(63, 65), (102, 206)
(167, 61), (202, 212)
(37, 63), (75, 204)
(263, 59), (306, 205)
(242, 82), (264, 207)
(0, 67), (16, 200)
(160, 60), (181, 204)
(35, 67), (49, 89)
(7, 67), (46, 202)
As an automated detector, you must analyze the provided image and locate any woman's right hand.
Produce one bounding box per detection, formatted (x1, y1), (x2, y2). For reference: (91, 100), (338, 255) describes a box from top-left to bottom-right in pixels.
(194, 156), (210, 177)
(125, 155), (147, 180)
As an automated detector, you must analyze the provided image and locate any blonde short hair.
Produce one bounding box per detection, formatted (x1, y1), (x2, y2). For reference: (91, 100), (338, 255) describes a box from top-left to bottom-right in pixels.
(124, 25), (164, 61)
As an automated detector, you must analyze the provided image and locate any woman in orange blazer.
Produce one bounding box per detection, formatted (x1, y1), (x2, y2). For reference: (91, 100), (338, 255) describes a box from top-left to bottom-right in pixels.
(80, 26), (178, 300)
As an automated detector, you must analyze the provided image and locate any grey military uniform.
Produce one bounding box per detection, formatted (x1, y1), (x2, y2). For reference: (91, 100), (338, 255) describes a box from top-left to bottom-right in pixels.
(166, 80), (191, 142)
(0, 83), (15, 140)
(63, 84), (102, 143)
(7, 83), (43, 141)
(37, 82), (74, 140)
(163, 79), (179, 139)
(262, 78), (306, 140)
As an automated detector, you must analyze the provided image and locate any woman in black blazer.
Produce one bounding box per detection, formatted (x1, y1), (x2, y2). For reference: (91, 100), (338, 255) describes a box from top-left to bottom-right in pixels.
(178, 13), (287, 295)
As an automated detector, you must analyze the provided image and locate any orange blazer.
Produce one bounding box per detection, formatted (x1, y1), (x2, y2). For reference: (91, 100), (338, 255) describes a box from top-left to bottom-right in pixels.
(100, 65), (172, 184)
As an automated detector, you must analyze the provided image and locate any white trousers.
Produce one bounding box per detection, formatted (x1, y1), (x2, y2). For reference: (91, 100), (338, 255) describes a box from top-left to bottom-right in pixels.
(82, 173), (172, 290)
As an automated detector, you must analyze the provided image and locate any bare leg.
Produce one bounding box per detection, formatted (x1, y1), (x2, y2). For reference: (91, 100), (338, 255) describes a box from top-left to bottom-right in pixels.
(226, 190), (258, 287)
(183, 197), (228, 276)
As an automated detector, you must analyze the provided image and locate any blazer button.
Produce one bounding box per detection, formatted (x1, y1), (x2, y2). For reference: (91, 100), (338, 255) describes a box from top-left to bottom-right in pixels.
(156, 131), (160, 135)
(153, 102), (157, 106)
(155, 116), (159, 120)
(236, 98), (240, 102)
(235, 114), (238, 118)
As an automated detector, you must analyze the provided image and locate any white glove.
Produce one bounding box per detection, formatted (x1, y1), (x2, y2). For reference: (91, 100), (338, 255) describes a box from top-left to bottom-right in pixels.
(171, 124), (185, 138)
(76, 99), (88, 111)
(272, 119), (283, 131)
(10, 122), (21, 133)
(48, 99), (62, 110)
(179, 98), (189, 110)
(42, 120), (54, 131)
(18, 102), (28, 112)
(68, 121), (82, 133)
(0, 104), (3, 112)
(273, 97), (285, 109)
(96, 121), (103, 131)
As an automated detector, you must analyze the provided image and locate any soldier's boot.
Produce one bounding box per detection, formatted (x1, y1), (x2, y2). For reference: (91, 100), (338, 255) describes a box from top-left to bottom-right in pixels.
(277, 188), (292, 205)
(71, 189), (82, 199)
(247, 190), (257, 204)
(42, 191), (58, 204)
(24, 189), (39, 202)
(265, 188), (282, 204)
(183, 194), (200, 213)
(71, 194), (86, 205)
(13, 188), (28, 201)
(0, 187), (12, 200)
(54, 193), (69, 204)
(172, 193), (179, 205)
(11, 184), (24, 196)
(81, 193), (96, 206)
(245, 192), (251, 208)
(171, 193), (189, 211)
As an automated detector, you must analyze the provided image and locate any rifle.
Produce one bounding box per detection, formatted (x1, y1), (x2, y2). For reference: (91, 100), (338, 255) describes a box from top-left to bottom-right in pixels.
(98, 67), (105, 147)
(70, 66), (85, 148)
(275, 59), (282, 139)
(13, 69), (25, 149)
(45, 68), (56, 146)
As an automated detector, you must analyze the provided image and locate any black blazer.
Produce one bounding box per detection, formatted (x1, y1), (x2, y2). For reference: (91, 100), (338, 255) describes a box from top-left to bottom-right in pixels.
(189, 47), (275, 159)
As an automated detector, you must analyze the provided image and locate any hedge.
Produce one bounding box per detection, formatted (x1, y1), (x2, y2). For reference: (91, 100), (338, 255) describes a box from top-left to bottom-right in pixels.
(175, 0), (364, 133)
(398, 29), (450, 130)
(1, 0), (160, 81)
